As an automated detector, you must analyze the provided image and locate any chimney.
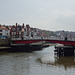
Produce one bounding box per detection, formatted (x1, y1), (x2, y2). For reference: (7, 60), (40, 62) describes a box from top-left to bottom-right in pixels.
(26, 24), (30, 31)
(22, 23), (24, 28)
(16, 23), (17, 27)
(26, 24), (30, 36)
(16, 23), (17, 35)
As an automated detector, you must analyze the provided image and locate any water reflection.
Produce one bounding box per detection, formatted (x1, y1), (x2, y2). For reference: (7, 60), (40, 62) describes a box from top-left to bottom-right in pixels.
(54, 56), (75, 69)
(37, 55), (75, 67)
(37, 46), (75, 70)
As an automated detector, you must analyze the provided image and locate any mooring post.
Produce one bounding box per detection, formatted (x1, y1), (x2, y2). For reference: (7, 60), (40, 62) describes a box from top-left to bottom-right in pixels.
(65, 37), (67, 41)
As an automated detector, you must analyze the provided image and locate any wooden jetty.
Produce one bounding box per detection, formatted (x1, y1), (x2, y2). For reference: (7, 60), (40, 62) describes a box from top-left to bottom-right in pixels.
(54, 45), (75, 56)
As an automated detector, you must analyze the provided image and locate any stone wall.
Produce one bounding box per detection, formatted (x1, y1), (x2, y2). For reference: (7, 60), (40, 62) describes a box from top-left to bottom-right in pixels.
(0, 39), (10, 46)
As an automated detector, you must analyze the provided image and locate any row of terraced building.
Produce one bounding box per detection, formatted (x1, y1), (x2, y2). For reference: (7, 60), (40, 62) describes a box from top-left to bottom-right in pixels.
(0, 23), (43, 40)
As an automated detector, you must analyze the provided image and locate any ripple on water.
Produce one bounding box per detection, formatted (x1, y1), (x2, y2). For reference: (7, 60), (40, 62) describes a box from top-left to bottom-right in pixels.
(37, 54), (55, 64)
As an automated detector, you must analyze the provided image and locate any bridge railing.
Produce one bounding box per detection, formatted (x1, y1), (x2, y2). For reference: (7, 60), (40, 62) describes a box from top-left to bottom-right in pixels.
(11, 36), (75, 41)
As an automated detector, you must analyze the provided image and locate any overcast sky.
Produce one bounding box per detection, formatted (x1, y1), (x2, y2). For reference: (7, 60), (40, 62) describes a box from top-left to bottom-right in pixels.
(0, 0), (75, 31)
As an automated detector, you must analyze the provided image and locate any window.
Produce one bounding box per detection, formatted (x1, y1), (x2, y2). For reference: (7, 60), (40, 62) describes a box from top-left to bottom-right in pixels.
(0, 33), (2, 35)
(0, 30), (2, 32)
(7, 33), (8, 35)
(17, 28), (19, 31)
(12, 28), (16, 31)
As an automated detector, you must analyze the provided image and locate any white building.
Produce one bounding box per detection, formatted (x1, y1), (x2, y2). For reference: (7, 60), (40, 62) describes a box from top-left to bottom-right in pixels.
(0, 25), (10, 39)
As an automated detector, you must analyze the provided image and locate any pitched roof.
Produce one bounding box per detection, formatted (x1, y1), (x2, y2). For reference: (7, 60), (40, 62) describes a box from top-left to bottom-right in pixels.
(0, 25), (8, 30)
(8, 26), (12, 30)
(2, 27), (8, 30)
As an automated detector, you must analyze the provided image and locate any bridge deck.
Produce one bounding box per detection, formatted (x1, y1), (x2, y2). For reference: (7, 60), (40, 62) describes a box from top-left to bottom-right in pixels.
(11, 39), (75, 46)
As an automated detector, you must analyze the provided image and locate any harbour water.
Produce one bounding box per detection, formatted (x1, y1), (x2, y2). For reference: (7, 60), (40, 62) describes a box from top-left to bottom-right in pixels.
(0, 46), (75, 75)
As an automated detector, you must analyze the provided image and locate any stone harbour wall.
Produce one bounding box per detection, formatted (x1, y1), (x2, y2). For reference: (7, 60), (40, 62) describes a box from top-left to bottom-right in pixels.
(0, 39), (10, 46)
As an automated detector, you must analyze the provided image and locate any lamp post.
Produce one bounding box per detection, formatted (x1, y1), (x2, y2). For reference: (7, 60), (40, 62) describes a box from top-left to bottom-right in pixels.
(65, 32), (67, 41)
